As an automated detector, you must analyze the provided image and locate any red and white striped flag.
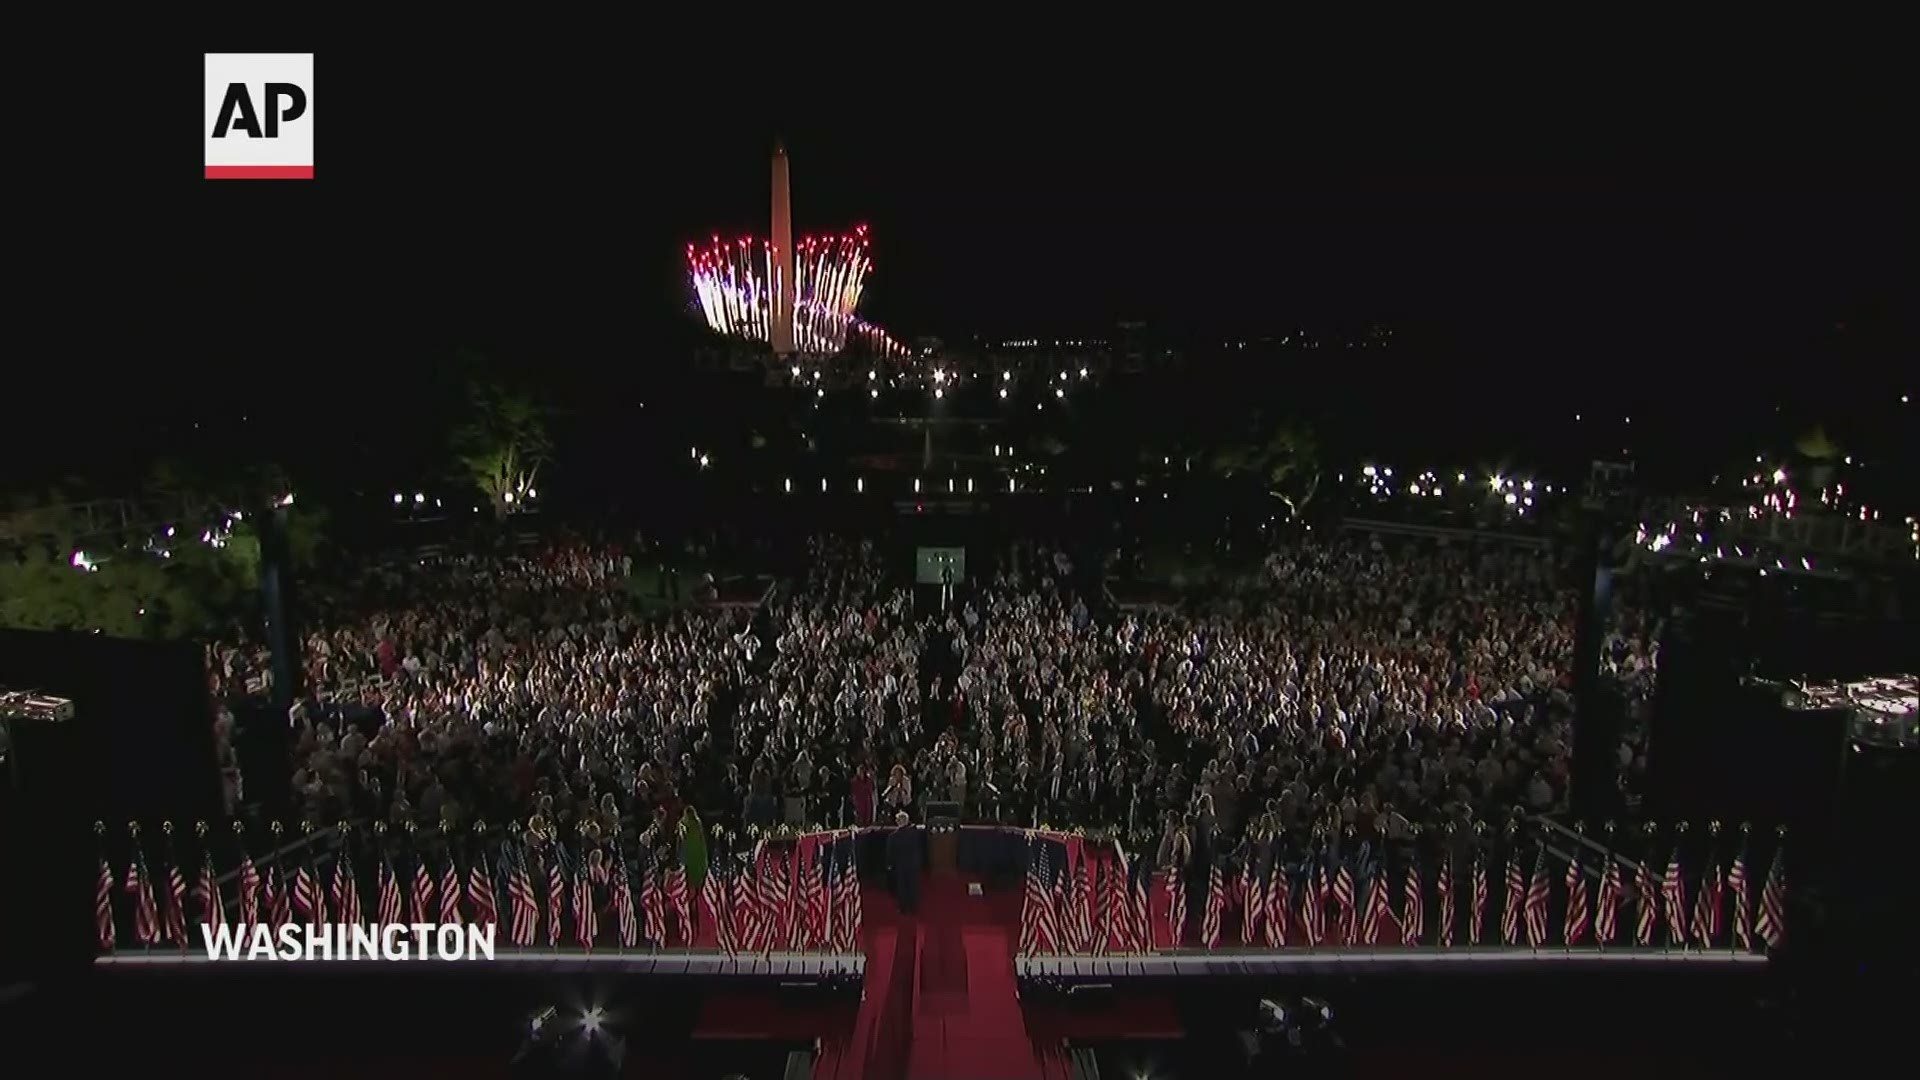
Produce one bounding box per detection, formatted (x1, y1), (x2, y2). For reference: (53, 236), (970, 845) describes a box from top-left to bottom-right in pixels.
(1164, 870), (1186, 948)
(1070, 855), (1095, 954)
(440, 861), (463, 925)
(1021, 839), (1054, 956)
(835, 838), (862, 953)
(702, 863), (731, 956)
(1263, 863), (1289, 948)
(96, 859), (116, 951)
(1402, 861), (1424, 946)
(544, 857), (565, 947)
(1298, 866), (1322, 948)
(333, 856), (361, 925)
(378, 863), (403, 926)
(1331, 864), (1356, 944)
(666, 866), (691, 948)
(125, 858), (158, 945)
(1523, 851), (1551, 948)
(1469, 857), (1488, 946)
(164, 862), (190, 947)
(1635, 858), (1660, 946)
(1240, 860), (1263, 946)
(1360, 865), (1397, 945)
(642, 863), (667, 949)
(1661, 851), (1689, 947)
(615, 855), (639, 949)
(413, 861), (437, 927)
(1200, 863), (1225, 950)
(1129, 855), (1151, 954)
(1436, 858), (1455, 948)
(1501, 855), (1525, 945)
(291, 866), (320, 925)
(467, 857), (498, 929)
(1726, 853), (1752, 951)
(1595, 856), (1622, 945)
(1564, 856), (1590, 946)
(1691, 862), (1722, 948)
(267, 866), (291, 930)
(507, 853), (538, 946)
(238, 855), (260, 927)
(732, 854), (759, 953)
(1755, 853), (1786, 950)
(195, 854), (224, 932)
(575, 863), (597, 950)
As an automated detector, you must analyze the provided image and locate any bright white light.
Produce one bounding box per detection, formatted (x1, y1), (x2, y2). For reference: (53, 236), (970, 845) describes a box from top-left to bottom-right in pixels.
(1079, 367), (1088, 377)
(934, 370), (947, 384)
(868, 370), (876, 381)
(1008, 477), (1016, 492)
(870, 388), (879, 399)
(1054, 388), (1064, 399)
(1504, 492), (1517, 505)
(967, 478), (975, 492)
(503, 492), (514, 503)
(821, 478), (828, 493)
(935, 388), (944, 399)
(1490, 476), (1503, 492)
(393, 493), (403, 504)
(527, 488), (537, 499)
(71, 550), (88, 569)
(698, 454), (709, 468)
(1522, 480), (1533, 492)
(1457, 472), (1466, 483)
(998, 388), (1008, 399)
(1363, 465), (1377, 477)
(1002, 371), (1010, 381)
(414, 493), (425, 503)
(783, 478), (791, 493)
(913, 478), (921, 493)
(857, 477), (864, 493)
(791, 365), (800, 377)
(1772, 468), (1786, 484)
(948, 478), (956, 493)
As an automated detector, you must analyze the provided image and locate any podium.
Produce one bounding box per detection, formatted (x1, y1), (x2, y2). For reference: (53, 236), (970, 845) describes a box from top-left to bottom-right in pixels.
(926, 801), (960, 877)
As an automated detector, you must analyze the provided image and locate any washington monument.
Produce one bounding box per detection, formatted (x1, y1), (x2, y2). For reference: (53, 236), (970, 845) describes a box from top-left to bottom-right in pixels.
(770, 141), (796, 356)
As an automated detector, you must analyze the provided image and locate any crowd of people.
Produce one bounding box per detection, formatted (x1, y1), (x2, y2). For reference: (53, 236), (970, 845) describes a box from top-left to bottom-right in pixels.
(211, 526), (1660, 874)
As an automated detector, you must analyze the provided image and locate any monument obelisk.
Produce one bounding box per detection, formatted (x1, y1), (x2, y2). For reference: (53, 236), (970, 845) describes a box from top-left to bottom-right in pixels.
(770, 141), (797, 356)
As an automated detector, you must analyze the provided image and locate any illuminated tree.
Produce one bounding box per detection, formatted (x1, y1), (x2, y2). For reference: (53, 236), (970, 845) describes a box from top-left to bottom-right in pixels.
(454, 382), (551, 518)
(1209, 420), (1322, 520)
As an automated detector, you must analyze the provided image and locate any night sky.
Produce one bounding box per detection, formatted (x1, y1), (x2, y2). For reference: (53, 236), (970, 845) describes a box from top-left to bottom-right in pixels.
(15, 61), (1910, 484)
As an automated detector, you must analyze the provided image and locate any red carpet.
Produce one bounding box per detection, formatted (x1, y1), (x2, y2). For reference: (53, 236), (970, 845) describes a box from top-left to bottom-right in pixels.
(902, 876), (1044, 1080)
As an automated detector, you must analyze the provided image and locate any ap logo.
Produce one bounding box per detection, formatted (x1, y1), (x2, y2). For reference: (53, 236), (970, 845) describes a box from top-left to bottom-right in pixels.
(205, 53), (314, 179)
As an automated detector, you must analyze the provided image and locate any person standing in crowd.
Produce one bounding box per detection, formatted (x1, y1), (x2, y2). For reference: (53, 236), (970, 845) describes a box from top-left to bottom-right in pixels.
(887, 811), (923, 915)
(678, 806), (709, 899)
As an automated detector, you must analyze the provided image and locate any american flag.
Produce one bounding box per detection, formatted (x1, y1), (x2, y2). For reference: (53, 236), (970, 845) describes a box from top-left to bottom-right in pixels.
(1020, 837), (1058, 956)
(1110, 841), (1142, 954)
(1129, 851), (1152, 954)
(1200, 862), (1225, 950)
(835, 836), (861, 953)
(642, 860), (667, 949)
(774, 847), (799, 952)
(1469, 857), (1488, 946)
(1634, 858), (1660, 946)
(1436, 858), (1455, 948)
(1595, 856), (1623, 945)
(1240, 859), (1263, 946)
(733, 850), (760, 953)
(292, 865), (320, 925)
(1264, 863), (1289, 949)
(1402, 860), (1424, 946)
(1360, 863), (1396, 946)
(164, 861), (189, 947)
(1331, 862), (1356, 944)
(666, 864), (692, 948)
(1501, 852), (1525, 945)
(614, 851), (638, 950)
(238, 855), (261, 927)
(378, 862), (403, 926)
(1755, 852), (1786, 949)
(413, 860), (437, 926)
(1069, 854), (1095, 954)
(704, 857), (732, 956)
(1164, 869), (1186, 948)
(333, 855), (361, 925)
(1564, 856), (1590, 946)
(1523, 848), (1551, 948)
(507, 848), (539, 946)
(801, 848), (827, 951)
(1661, 849), (1689, 947)
(1298, 865), (1322, 948)
(544, 854), (566, 947)
(440, 860), (463, 925)
(1090, 856), (1109, 956)
(125, 855), (158, 945)
(1726, 852), (1752, 951)
(267, 866), (291, 930)
(468, 854), (498, 930)
(96, 858), (117, 951)
(1691, 861), (1722, 948)
(575, 858), (598, 950)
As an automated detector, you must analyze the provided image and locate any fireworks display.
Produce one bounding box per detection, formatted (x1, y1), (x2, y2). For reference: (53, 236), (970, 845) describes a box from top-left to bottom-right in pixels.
(687, 225), (905, 357)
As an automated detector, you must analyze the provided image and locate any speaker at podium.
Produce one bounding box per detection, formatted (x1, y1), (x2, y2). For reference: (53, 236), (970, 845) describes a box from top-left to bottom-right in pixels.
(926, 800), (961, 876)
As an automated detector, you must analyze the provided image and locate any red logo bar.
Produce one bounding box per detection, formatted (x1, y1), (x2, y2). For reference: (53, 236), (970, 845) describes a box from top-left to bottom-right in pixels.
(205, 165), (314, 180)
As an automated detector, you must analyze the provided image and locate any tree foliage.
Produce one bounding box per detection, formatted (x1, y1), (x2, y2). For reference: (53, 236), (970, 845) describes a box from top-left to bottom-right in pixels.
(453, 379), (552, 518)
(1208, 419), (1323, 520)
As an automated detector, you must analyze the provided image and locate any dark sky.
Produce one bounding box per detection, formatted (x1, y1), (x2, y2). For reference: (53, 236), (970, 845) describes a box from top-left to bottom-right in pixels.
(17, 58), (1911, 475)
